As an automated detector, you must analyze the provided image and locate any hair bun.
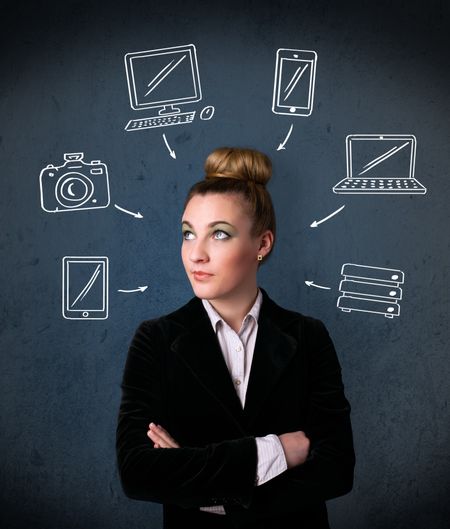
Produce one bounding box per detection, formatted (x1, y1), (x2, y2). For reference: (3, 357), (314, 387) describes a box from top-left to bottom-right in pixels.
(204, 147), (272, 187)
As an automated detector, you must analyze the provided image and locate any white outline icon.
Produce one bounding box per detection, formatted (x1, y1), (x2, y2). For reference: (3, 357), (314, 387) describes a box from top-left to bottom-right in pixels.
(40, 153), (110, 213)
(272, 48), (318, 117)
(333, 134), (427, 194)
(62, 256), (109, 320)
(310, 204), (346, 228)
(337, 263), (405, 318)
(123, 44), (214, 131)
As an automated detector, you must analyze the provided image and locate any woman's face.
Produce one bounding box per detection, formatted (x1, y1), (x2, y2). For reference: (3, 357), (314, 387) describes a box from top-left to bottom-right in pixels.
(181, 193), (262, 300)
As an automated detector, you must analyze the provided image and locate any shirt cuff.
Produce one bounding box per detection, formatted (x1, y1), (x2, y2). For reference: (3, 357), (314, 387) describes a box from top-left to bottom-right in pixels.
(254, 434), (288, 486)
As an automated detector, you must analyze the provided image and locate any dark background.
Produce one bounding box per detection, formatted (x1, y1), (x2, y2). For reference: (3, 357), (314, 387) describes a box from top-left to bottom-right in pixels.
(1, 1), (449, 528)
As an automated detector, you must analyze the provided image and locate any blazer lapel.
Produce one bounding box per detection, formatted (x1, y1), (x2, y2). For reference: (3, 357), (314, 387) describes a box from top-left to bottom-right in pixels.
(170, 300), (247, 432)
(169, 288), (299, 433)
(242, 289), (298, 428)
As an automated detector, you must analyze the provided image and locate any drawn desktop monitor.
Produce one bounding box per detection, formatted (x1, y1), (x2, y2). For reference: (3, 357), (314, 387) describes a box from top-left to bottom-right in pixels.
(333, 134), (427, 194)
(62, 256), (109, 320)
(124, 44), (202, 131)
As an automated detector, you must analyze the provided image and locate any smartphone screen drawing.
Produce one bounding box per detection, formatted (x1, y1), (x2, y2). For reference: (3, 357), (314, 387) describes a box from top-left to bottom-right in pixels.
(62, 256), (109, 319)
(272, 48), (318, 116)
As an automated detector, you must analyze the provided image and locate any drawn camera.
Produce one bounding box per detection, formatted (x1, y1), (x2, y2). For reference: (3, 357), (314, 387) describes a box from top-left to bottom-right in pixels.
(39, 153), (110, 213)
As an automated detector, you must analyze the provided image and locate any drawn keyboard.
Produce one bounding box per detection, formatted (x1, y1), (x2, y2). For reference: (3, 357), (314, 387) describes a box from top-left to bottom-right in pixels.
(125, 111), (196, 131)
(333, 178), (426, 193)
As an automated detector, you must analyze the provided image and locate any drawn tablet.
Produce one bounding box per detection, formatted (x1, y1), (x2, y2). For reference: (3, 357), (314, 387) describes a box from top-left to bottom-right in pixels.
(62, 256), (109, 320)
(272, 48), (318, 117)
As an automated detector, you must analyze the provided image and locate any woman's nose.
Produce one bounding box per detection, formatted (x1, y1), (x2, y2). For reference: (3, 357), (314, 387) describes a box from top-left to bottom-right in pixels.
(189, 240), (209, 262)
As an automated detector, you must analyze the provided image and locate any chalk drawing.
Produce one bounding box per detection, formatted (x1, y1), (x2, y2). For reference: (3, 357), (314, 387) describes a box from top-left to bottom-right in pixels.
(124, 44), (214, 131)
(114, 204), (143, 219)
(163, 133), (176, 159)
(310, 205), (346, 228)
(117, 286), (148, 293)
(272, 49), (318, 117)
(276, 123), (294, 151)
(62, 256), (109, 320)
(337, 263), (405, 318)
(333, 134), (427, 194)
(304, 281), (331, 290)
(200, 105), (215, 120)
(40, 153), (110, 213)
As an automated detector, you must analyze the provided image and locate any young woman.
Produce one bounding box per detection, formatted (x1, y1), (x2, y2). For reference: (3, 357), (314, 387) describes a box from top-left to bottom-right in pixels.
(116, 147), (355, 529)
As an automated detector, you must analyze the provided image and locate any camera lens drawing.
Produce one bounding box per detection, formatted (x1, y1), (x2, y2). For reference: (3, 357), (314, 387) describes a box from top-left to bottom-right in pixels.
(62, 257), (109, 320)
(40, 153), (110, 212)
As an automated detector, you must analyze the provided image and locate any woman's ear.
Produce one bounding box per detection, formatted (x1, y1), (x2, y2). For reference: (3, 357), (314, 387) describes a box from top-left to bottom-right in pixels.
(258, 230), (274, 256)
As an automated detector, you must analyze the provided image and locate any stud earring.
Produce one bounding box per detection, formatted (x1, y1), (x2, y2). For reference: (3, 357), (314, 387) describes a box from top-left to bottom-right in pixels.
(257, 254), (263, 261)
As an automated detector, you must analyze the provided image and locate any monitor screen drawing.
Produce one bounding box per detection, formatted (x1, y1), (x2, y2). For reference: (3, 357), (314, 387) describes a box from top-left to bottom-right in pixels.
(125, 44), (202, 115)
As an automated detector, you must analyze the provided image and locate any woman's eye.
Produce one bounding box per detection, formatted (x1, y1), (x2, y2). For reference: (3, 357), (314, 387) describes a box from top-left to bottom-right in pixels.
(214, 230), (230, 240)
(182, 229), (230, 240)
(182, 230), (194, 240)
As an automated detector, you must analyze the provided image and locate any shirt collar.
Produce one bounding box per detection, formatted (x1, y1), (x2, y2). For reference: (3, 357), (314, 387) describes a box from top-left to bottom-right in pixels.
(202, 287), (263, 333)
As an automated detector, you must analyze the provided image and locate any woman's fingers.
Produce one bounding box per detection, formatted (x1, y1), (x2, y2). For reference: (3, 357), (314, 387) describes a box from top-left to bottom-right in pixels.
(147, 428), (167, 447)
(149, 425), (179, 448)
(147, 428), (169, 447)
(153, 424), (177, 445)
(147, 423), (180, 448)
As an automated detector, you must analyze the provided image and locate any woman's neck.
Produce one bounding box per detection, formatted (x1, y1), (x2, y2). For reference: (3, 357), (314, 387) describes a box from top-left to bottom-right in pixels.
(207, 285), (260, 333)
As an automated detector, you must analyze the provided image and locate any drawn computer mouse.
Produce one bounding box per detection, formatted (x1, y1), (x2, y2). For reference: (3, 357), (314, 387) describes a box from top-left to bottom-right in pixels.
(200, 105), (215, 120)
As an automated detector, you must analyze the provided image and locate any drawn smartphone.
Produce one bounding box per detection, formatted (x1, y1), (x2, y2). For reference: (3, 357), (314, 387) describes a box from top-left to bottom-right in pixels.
(62, 256), (109, 320)
(272, 48), (318, 116)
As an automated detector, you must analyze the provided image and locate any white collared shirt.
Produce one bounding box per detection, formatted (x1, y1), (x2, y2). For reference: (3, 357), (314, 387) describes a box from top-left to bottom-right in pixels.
(199, 287), (288, 515)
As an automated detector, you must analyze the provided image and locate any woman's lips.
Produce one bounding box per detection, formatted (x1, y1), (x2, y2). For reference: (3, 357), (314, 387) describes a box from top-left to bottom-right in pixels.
(193, 272), (213, 280)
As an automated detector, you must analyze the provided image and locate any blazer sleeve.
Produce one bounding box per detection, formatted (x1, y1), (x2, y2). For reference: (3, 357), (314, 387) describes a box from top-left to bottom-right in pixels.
(115, 320), (258, 509)
(233, 317), (355, 517)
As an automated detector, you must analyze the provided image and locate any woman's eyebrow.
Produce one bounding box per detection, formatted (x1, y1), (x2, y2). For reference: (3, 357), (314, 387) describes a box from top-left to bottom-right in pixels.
(181, 220), (236, 229)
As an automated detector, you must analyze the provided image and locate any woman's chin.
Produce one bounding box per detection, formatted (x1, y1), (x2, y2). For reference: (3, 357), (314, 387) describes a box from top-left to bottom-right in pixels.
(191, 284), (215, 298)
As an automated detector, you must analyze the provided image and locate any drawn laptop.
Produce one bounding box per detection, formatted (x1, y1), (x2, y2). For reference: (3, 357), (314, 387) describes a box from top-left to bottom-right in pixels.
(333, 134), (427, 194)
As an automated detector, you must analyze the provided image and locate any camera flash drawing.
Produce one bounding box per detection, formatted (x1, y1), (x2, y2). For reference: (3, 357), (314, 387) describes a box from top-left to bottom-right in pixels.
(40, 153), (110, 213)
(124, 44), (214, 131)
(333, 135), (427, 194)
(272, 48), (318, 117)
(62, 257), (109, 320)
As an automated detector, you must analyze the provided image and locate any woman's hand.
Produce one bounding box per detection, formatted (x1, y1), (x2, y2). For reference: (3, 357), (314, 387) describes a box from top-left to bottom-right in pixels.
(278, 430), (310, 469)
(147, 422), (180, 448)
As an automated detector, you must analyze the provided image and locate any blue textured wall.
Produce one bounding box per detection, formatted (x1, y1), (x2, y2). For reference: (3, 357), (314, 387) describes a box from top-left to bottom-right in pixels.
(1, 1), (449, 528)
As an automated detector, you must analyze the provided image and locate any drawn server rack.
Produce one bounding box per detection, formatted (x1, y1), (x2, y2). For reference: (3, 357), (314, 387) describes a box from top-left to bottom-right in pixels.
(337, 264), (405, 318)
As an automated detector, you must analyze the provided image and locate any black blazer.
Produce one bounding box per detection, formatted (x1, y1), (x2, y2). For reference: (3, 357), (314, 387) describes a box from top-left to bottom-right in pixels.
(116, 287), (355, 529)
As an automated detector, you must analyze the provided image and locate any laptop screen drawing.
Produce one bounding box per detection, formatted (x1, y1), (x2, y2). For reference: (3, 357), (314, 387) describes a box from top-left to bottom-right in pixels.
(350, 137), (413, 179)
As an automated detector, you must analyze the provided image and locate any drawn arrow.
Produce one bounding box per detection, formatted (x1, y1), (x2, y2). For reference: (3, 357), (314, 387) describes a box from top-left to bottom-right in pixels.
(310, 204), (345, 228)
(117, 286), (148, 293)
(276, 123), (294, 151)
(304, 281), (331, 290)
(163, 133), (176, 159)
(114, 204), (143, 219)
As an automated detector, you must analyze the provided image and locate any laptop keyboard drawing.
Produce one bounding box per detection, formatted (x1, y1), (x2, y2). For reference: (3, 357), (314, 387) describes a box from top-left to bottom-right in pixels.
(333, 134), (427, 194)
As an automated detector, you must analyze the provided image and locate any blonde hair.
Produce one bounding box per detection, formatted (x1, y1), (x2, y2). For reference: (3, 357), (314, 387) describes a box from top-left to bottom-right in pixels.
(183, 147), (276, 265)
